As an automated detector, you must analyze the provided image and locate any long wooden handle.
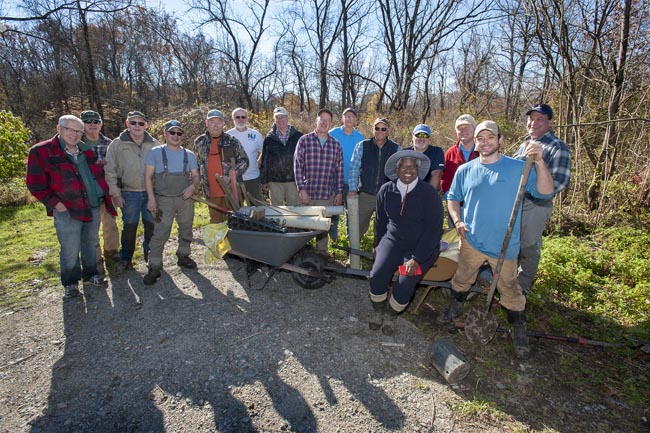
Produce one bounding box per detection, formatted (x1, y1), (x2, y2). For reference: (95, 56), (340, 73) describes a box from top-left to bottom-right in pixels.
(484, 155), (534, 310)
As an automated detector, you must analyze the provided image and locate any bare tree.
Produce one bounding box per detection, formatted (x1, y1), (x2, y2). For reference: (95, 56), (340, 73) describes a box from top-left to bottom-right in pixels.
(192, 0), (274, 109)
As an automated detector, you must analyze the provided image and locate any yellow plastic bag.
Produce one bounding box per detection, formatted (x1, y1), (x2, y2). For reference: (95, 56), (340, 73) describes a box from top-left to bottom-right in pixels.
(202, 223), (231, 264)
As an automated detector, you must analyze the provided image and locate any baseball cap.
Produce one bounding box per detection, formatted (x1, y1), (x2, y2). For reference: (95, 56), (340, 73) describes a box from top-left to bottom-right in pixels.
(526, 104), (553, 120)
(80, 110), (101, 122)
(455, 114), (477, 128)
(206, 109), (225, 120)
(317, 108), (333, 118)
(342, 107), (357, 116)
(127, 110), (148, 121)
(273, 107), (288, 117)
(373, 117), (390, 128)
(474, 120), (500, 138)
(413, 124), (431, 136)
(164, 119), (184, 132)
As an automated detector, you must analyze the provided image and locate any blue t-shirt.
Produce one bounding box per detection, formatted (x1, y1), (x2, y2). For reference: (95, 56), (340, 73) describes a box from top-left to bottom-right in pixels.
(329, 127), (364, 183)
(447, 155), (552, 259)
(145, 144), (198, 173)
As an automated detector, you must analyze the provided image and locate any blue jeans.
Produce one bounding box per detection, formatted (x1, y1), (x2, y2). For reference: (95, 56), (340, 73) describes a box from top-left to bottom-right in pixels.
(120, 191), (154, 261)
(53, 207), (100, 286)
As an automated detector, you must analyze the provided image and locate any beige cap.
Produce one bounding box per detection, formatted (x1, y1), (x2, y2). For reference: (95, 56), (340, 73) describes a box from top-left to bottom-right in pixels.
(273, 107), (288, 117)
(474, 120), (500, 138)
(455, 114), (477, 128)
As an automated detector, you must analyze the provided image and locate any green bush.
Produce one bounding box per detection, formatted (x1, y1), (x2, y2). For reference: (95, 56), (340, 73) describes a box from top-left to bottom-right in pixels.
(0, 110), (31, 181)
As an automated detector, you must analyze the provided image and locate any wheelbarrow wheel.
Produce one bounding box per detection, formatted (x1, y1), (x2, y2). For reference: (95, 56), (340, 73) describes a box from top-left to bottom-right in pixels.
(291, 252), (330, 290)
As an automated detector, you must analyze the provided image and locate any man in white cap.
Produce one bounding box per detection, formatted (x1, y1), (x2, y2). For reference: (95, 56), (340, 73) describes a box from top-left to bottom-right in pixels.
(143, 120), (200, 285)
(441, 114), (479, 227)
(441, 120), (554, 358)
(227, 108), (264, 201)
(194, 109), (249, 223)
(513, 104), (571, 295)
(260, 107), (303, 205)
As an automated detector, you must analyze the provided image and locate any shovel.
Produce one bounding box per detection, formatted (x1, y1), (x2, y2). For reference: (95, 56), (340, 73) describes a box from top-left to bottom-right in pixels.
(464, 155), (534, 345)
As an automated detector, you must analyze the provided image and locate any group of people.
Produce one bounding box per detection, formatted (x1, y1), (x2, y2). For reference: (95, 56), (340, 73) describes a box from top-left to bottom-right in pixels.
(26, 103), (571, 357)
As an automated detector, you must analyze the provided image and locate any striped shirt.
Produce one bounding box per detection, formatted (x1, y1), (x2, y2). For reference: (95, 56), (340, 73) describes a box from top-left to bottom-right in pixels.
(294, 131), (344, 200)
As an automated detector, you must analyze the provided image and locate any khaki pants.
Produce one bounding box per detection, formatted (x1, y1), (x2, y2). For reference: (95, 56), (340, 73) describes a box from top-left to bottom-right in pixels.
(95, 200), (120, 272)
(451, 239), (526, 311)
(358, 192), (377, 238)
(148, 195), (195, 269)
(269, 182), (300, 206)
(305, 195), (334, 252)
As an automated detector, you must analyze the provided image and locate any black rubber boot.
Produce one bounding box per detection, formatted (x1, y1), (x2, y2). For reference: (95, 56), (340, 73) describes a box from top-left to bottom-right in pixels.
(369, 300), (386, 331)
(507, 309), (530, 358)
(143, 267), (161, 285)
(381, 306), (401, 336)
(436, 290), (468, 325)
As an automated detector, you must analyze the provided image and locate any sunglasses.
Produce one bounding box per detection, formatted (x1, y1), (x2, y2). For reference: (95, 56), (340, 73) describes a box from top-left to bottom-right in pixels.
(168, 130), (183, 136)
(129, 120), (146, 126)
(235, 115), (247, 119)
(415, 133), (430, 139)
(83, 119), (101, 124)
(374, 127), (388, 131)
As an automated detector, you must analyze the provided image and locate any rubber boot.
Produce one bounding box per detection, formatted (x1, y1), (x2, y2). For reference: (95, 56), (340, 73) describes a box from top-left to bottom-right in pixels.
(381, 306), (401, 336)
(369, 300), (386, 331)
(507, 309), (530, 358)
(436, 290), (468, 325)
(143, 267), (162, 285)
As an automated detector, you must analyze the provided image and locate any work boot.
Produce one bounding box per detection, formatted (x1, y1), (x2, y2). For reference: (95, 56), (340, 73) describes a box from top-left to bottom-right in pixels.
(381, 306), (401, 336)
(84, 274), (107, 287)
(63, 284), (80, 299)
(507, 310), (530, 358)
(369, 300), (386, 331)
(177, 255), (198, 269)
(436, 290), (468, 325)
(116, 260), (132, 274)
(143, 267), (161, 285)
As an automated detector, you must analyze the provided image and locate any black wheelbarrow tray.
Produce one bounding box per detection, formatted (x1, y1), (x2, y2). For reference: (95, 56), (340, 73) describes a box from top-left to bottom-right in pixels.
(225, 228), (338, 290)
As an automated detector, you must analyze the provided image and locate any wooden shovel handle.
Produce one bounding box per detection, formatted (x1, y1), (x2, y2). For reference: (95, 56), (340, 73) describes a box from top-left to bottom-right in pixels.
(485, 155), (534, 310)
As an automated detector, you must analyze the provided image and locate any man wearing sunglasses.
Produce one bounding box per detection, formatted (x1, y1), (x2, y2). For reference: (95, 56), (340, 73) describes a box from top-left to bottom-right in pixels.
(26, 115), (116, 299)
(348, 118), (400, 238)
(80, 110), (120, 271)
(142, 120), (200, 285)
(408, 124), (445, 191)
(226, 108), (264, 201)
(105, 111), (161, 273)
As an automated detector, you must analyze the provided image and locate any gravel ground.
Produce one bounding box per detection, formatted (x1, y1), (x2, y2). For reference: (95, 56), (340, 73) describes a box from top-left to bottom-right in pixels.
(1, 233), (648, 433)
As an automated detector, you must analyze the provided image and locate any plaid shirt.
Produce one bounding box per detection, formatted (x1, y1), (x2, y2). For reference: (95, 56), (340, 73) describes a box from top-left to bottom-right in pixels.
(294, 131), (343, 200)
(82, 132), (112, 160)
(514, 130), (572, 199)
(26, 135), (116, 221)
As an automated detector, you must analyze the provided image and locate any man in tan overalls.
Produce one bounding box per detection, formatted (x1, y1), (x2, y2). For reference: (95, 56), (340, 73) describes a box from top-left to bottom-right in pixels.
(143, 120), (200, 285)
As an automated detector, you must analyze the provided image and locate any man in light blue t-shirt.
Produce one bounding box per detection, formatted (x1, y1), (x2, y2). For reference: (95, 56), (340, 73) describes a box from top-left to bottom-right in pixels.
(143, 120), (200, 285)
(441, 120), (554, 358)
(329, 107), (364, 241)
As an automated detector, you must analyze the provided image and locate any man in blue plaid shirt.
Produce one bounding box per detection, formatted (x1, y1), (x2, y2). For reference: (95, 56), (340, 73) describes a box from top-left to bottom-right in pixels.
(513, 104), (572, 294)
(294, 108), (344, 252)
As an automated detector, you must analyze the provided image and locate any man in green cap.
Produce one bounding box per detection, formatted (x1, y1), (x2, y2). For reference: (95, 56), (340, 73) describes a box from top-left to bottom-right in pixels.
(80, 110), (120, 269)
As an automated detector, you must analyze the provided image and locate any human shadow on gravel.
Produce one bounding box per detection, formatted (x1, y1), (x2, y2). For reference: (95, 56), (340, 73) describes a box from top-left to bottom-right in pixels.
(31, 259), (417, 433)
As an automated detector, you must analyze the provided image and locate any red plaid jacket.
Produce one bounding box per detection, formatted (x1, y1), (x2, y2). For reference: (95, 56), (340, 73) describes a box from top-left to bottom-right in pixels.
(26, 135), (116, 221)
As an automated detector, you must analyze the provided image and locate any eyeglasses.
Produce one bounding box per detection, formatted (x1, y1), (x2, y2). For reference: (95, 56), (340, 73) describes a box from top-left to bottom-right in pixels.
(235, 116), (247, 119)
(129, 120), (146, 126)
(61, 126), (84, 135)
(168, 130), (183, 136)
(83, 119), (101, 124)
(374, 127), (388, 131)
(415, 133), (430, 139)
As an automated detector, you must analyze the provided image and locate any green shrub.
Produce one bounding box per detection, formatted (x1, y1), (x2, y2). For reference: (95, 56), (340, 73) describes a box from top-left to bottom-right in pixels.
(0, 110), (31, 181)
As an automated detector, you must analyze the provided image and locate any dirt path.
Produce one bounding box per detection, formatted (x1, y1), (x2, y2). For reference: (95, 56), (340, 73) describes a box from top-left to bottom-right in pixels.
(1, 238), (647, 433)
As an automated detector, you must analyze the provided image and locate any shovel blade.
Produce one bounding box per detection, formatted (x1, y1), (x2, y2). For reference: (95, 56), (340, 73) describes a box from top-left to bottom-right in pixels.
(464, 304), (499, 345)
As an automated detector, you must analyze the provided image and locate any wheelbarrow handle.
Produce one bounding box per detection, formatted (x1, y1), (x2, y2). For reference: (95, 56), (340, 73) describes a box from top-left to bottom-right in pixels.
(485, 155), (534, 310)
